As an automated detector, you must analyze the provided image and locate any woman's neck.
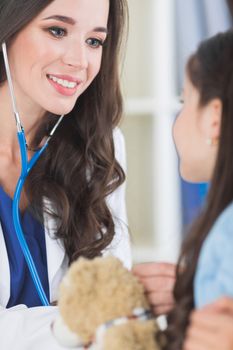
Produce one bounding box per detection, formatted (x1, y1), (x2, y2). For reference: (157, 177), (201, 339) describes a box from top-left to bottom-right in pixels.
(0, 82), (45, 154)
(0, 82), (44, 206)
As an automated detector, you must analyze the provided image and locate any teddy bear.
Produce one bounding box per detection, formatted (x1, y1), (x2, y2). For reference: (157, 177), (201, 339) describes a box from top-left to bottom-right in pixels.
(52, 256), (161, 350)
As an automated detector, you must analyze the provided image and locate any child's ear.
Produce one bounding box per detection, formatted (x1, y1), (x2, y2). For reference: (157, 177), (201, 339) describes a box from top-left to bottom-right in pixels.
(201, 98), (222, 140)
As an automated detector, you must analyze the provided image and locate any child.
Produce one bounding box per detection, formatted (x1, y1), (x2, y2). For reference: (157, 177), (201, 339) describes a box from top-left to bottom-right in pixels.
(162, 29), (233, 349)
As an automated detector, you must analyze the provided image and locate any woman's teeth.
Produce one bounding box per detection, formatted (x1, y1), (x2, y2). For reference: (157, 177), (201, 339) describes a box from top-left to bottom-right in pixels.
(48, 75), (77, 89)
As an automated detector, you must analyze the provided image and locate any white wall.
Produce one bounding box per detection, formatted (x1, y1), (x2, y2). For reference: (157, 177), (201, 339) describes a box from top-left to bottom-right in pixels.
(121, 0), (182, 263)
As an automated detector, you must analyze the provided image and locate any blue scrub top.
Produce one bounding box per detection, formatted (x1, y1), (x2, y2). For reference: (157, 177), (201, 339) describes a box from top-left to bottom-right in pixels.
(0, 186), (50, 307)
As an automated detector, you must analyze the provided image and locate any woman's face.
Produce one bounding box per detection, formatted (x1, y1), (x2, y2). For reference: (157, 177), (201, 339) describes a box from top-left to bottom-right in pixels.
(173, 73), (217, 183)
(6, 0), (109, 116)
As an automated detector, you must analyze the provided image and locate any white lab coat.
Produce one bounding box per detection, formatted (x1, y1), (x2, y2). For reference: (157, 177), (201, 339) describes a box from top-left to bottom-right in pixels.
(0, 128), (132, 350)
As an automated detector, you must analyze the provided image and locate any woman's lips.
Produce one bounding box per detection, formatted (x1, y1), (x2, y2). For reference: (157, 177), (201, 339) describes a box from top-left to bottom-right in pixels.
(47, 74), (82, 97)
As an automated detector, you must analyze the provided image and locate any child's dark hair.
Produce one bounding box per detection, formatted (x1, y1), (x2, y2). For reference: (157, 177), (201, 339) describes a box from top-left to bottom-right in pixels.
(227, 0), (233, 18)
(163, 30), (233, 349)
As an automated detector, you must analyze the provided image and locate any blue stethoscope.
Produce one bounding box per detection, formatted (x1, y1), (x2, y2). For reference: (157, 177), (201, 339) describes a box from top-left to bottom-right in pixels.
(2, 42), (64, 306)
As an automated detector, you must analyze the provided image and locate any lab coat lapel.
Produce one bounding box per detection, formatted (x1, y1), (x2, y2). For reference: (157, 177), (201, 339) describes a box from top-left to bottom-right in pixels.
(43, 200), (68, 302)
(0, 201), (68, 307)
(0, 222), (10, 306)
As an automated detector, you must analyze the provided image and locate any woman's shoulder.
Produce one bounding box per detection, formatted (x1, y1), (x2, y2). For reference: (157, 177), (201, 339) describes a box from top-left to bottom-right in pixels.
(113, 127), (125, 152)
(113, 127), (126, 170)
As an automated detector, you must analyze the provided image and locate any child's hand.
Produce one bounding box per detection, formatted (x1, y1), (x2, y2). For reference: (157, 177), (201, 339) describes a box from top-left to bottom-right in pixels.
(183, 297), (233, 350)
(132, 262), (176, 316)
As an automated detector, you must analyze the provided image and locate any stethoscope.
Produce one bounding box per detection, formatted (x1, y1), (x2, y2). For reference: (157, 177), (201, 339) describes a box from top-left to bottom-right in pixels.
(2, 42), (64, 306)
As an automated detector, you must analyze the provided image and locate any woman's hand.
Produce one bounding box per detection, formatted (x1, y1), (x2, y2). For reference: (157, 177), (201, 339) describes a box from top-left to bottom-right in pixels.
(132, 262), (176, 316)
(183, 297), (233, 350)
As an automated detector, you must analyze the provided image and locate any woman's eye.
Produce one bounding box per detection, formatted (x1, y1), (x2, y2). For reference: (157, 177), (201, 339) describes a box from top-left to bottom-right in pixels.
(48, 26), (67, 38)
(86, 38), (104, 48)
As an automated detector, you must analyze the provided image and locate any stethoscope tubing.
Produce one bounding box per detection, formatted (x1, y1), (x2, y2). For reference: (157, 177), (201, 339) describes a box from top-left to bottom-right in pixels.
(13, 131), (50, 306)
(2, 41), (64, 306)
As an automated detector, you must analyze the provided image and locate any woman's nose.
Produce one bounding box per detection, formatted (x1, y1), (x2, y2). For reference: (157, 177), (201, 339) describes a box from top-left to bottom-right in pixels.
(61, 41), (88, 70)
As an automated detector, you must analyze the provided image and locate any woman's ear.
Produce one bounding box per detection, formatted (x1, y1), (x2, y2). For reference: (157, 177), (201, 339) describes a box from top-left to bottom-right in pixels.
(200, 98), (222, 141)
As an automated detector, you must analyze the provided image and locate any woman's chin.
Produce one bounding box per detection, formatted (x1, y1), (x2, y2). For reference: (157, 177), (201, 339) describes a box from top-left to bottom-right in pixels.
(47, 103), (76, 116)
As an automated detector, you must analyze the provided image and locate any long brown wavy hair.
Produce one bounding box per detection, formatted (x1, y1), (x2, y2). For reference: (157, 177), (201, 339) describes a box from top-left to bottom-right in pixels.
(163, 30), (233, 349)
(0, 0), (128, 263)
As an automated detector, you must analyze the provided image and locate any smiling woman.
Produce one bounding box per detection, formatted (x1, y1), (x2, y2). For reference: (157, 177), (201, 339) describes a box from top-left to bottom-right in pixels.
(4, 0), (109, 115)
(0, 0), (130, 348)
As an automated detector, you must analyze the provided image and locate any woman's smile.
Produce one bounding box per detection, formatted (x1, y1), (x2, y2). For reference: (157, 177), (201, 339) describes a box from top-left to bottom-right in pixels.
(47, 74), (83, 97)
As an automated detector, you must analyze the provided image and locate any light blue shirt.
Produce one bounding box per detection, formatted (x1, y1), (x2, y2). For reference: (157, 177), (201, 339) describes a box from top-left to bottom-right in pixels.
(194, 201), (233, 308)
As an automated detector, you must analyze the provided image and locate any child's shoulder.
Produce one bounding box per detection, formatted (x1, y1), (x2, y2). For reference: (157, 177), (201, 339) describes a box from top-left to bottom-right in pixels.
(194, 201), (233, 308)
(202, 201), (233, 253)
(214, 201), (233, 231)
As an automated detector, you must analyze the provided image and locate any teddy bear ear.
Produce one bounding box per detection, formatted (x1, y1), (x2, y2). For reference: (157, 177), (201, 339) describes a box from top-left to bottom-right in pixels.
(52, 315), (83, 348)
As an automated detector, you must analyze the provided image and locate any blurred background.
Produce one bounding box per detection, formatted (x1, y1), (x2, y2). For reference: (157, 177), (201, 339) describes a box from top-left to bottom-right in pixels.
(120, 0), (232, 263)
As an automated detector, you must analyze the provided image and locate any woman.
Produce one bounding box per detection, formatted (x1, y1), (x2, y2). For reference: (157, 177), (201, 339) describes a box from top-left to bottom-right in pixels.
(0, 0), (131, 348)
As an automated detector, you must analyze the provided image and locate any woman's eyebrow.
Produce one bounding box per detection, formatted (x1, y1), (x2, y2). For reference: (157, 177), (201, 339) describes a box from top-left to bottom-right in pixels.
(43, 15), (76, 25)
(42, 15), (108, 33)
